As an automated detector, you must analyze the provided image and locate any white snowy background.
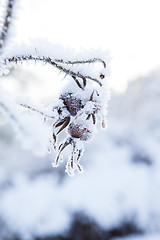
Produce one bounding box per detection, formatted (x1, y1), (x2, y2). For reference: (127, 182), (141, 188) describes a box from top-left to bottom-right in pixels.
(0, 0), (160, 239)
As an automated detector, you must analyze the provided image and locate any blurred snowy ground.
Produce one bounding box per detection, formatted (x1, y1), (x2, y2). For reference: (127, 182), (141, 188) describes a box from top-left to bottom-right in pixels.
(115, 234), (160, 240)
(0, 69), (160, 239)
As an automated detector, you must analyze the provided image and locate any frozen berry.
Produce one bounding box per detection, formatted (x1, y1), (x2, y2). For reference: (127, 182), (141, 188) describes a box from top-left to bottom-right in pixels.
(68, 122), (92, 141)
(60, 92), (84, 116)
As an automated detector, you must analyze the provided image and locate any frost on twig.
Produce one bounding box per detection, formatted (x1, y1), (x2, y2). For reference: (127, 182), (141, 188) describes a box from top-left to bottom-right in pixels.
(19, 103), (55, 119)
(0, 0), (15, 52)
(3, 55), (105, 88)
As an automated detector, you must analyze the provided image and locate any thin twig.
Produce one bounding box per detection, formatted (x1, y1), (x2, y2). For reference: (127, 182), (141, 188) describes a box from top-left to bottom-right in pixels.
(54, 58), (106, 68)
(19, 103), (55, 119)
(0, 0), (15, 51)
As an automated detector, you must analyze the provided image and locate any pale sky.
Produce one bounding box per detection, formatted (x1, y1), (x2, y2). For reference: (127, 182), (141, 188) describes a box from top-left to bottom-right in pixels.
(9, 0), (160, 92)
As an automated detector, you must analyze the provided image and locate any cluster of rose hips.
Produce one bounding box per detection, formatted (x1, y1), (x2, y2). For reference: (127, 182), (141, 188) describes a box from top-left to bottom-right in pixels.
(51, 87), (106, 176)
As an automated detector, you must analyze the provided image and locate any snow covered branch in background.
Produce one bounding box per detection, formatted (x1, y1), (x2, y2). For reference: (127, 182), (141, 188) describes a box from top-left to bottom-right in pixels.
(0, 88), (51, 156)
(0, 88), (24, 133)
(0, 0), (110, 176)
(0, 0), (15, 52)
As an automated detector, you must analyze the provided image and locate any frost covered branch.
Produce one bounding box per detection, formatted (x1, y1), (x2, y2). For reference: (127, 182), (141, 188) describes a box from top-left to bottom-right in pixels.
(0, 0), (15, 51)
(54, 57), (106, 68)
(4, 55), (105, 88)
(0, 88), (51, 155)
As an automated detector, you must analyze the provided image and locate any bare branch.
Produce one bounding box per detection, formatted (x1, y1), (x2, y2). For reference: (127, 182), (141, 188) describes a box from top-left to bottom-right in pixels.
(4, 55), (104, 87)
(0, 0), (15, 51)
(54, 58), (106, 68)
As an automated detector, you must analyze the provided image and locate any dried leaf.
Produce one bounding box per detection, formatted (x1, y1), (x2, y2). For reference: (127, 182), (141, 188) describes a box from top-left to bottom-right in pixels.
(57, 116), (70, 134)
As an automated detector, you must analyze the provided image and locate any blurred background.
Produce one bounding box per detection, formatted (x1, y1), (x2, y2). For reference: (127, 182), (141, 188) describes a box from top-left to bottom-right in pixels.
(0, 0), (160, 239)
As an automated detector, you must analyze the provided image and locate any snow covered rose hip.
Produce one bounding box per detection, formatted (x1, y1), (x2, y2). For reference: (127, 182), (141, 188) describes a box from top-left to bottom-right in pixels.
(68, 122), (92, 141)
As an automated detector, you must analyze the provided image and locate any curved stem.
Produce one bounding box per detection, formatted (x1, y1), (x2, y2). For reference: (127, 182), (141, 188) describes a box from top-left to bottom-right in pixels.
(54, 58), (106, 68)
(4, 55), (104, 87)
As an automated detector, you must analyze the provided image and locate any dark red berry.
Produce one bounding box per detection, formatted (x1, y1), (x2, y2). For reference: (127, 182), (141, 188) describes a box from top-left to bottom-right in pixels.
(68, 122), (92, 141)
(60, 93), (84, 116)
